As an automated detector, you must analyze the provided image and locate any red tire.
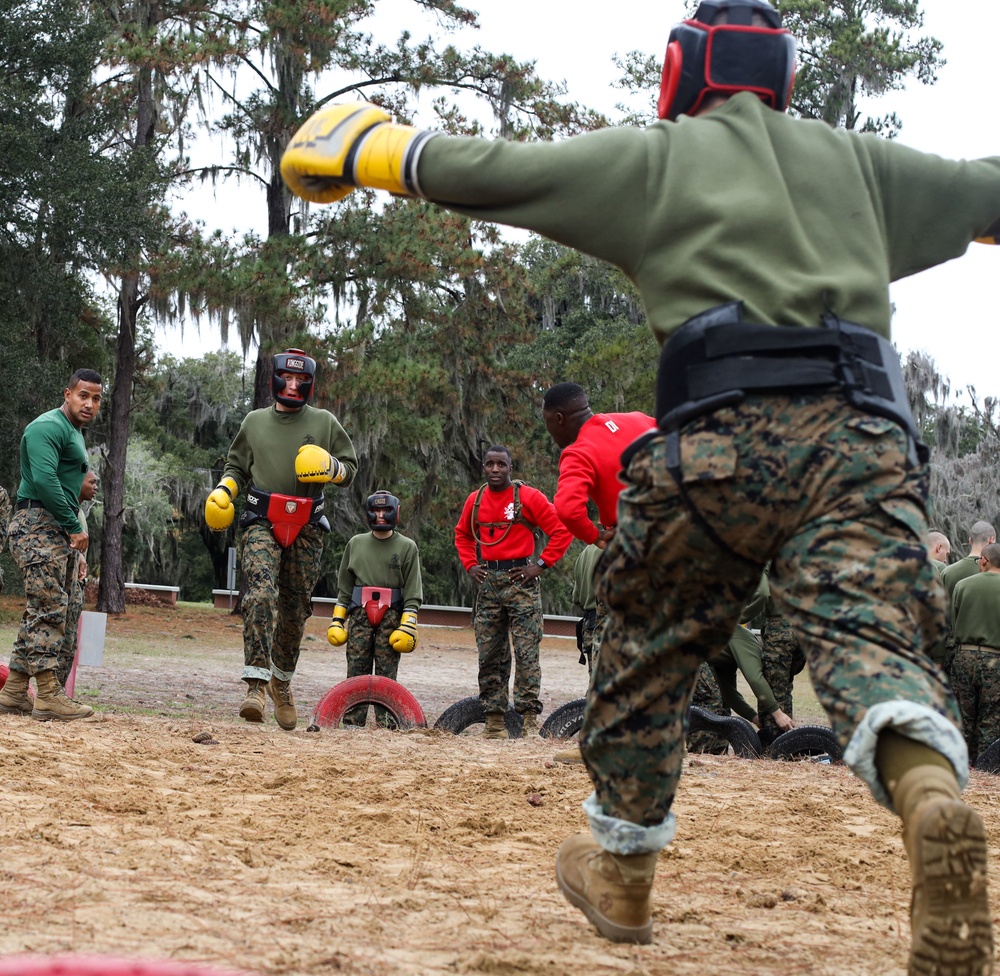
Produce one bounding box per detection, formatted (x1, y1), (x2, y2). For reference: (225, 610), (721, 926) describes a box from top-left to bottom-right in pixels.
(0, 957), (251, 976)
(311, 675), (426, 729)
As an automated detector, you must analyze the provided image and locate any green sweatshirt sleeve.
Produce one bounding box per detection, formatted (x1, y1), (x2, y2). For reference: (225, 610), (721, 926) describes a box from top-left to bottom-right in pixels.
(419, 127), (649, 275)
(865, 137), (1000, 281)
(21, 417), (84, 533)
(729, 626), (778, 715)
(711, 662), (757, 722)
(400, 541), (423, 612)
(336, 537), (357, 607)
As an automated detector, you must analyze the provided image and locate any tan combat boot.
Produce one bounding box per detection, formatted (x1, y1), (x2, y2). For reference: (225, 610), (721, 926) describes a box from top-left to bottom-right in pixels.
(0, 669), (34, 716)
(553, 743), (584, 764)
(267, 676), (297, 731)
(521, 712), (541, 738)
(31, 670), (94, 722)
(482, 711), (508, 739)
(892, 766), (993, 976)
(556, 833), (656, 943)
(239, 679), (266, 723)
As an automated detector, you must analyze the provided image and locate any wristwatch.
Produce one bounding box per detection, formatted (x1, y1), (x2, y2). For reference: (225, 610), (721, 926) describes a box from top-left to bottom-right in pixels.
(536, 558), (546, 569)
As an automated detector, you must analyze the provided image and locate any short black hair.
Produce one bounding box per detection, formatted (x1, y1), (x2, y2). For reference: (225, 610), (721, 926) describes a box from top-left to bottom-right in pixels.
(981, 542), (1000, 565)
(484, 444), (513, 464)
(543, 382), (587, 411)
(69, 368), (102, 387)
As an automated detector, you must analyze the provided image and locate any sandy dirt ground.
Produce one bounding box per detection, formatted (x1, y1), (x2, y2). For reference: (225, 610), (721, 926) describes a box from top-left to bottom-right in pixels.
(0, 598), (998, 976)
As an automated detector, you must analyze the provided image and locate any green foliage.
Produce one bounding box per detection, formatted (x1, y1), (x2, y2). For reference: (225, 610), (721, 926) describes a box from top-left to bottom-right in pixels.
(613, 1), (943, 136)
(778, 0), (944, 135)
(903, 350), (1000, 550)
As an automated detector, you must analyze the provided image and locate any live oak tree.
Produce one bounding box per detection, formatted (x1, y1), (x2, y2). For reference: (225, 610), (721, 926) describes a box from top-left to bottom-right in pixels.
(160, 0), (606, 409)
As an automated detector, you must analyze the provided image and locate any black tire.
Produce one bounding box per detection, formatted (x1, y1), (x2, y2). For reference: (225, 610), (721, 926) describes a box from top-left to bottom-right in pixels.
(687, 705), (762, 758)
(540, 698), (587, 740)
(974, 737), (1000, 774)
(311, 676), (427, 730)
(432, 696), (524, 738)
(765, 725), (843, 763)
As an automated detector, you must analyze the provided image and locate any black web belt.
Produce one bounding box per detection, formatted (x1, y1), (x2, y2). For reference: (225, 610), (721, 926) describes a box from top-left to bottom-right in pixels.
(643, 301), (928, 570)
(654, 301), (926, 465)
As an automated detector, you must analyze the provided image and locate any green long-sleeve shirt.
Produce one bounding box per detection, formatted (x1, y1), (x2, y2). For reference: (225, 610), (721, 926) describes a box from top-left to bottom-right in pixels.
(710, 625), (777, 720)
(942, 555), (982, 601)
(17, 407), (89, 534)
(951, 571), (1000, 649)
(418, 92), (1000, 342)
(572, 544), (603, 613)
(336, 531), (423, 612)
(223, 404), (357, 498)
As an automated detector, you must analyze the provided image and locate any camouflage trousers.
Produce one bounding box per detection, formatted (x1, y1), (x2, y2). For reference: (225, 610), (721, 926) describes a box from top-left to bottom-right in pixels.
(758, 614), (800, 738)
(239, 522), (325, 683)
(475, 569), (543, 716)
(688, 661), (729, 755)
(577, 602), (606, 677)
(583, 394), (959, 841)
(343, 606), (402, 727)
(6, 509), (82, 678)
(949, 644), (1000, 765)
(55, 579), (85, 687)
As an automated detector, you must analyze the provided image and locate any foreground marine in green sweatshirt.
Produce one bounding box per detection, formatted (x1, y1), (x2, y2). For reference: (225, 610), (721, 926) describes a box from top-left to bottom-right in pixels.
(280, 1), (998, 970)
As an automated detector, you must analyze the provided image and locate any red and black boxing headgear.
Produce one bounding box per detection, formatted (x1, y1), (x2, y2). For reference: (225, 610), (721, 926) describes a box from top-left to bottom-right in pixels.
(271, 348), (316, 408)
(366, 490), (401, 530)
(658, 0), (796, 122)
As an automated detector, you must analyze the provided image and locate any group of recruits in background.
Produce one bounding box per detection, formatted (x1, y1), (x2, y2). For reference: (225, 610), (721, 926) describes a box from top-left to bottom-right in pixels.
(205, 354), (656, 739)
(926, 521), (1000, 770)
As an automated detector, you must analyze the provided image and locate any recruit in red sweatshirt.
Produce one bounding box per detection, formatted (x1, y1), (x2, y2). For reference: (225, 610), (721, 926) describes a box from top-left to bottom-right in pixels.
(554, 412), (657, 544)
(454, 482), (573, 570)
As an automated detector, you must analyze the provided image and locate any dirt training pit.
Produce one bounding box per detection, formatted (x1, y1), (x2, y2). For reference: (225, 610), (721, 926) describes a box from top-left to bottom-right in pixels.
(0, 599), (998, 976)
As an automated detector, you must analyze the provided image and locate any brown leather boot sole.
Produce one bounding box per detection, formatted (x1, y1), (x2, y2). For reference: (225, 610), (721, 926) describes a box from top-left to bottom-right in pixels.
(553, 744), (584, 765)
(239, 692), (265, 723)
(0, 698), (34, 716)
(909, 798), (994, 976)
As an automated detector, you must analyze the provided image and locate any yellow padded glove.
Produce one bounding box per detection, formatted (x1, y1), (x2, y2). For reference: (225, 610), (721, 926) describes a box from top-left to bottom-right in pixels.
(389, 611), (418, 653)
(280, 102), (436, 204)
(977, 218), (1000, 244)
(295, 444), (344, 484)
(327, 604), (349, 647)
(204, 477), (238, 531)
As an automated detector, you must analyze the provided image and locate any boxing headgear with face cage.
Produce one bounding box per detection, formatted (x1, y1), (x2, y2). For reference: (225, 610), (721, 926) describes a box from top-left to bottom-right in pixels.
(658, 0), (796, 122)
(366, 490), (401, 530)
(271, 348), (316, 408)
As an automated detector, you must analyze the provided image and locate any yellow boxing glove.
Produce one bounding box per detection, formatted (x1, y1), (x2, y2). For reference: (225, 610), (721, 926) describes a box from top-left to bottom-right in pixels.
(280, 102), (437, 205)
(205, 477), (238, 531)
(977, 218), (1000, 244)
(389, 611), (418, 653)
(295, 444), (344, 484)
(327, 604), (349, 646)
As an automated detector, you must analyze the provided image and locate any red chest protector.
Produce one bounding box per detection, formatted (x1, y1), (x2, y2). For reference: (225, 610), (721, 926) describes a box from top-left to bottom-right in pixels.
(243, 486), (325, 548)
(350, 585), (403, 626)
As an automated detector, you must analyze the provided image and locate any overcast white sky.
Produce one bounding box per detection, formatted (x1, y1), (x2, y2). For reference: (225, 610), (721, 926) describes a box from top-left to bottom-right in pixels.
(164, 0), (999, 404)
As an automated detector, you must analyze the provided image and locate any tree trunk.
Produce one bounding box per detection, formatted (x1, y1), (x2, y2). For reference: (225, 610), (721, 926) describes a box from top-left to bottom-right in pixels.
(97, 272), (140, 614)
(96, 49), (157, 614)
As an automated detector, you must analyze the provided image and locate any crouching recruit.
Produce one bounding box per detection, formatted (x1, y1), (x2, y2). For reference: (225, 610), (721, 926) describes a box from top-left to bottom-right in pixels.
(280, 1), (999, 971)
